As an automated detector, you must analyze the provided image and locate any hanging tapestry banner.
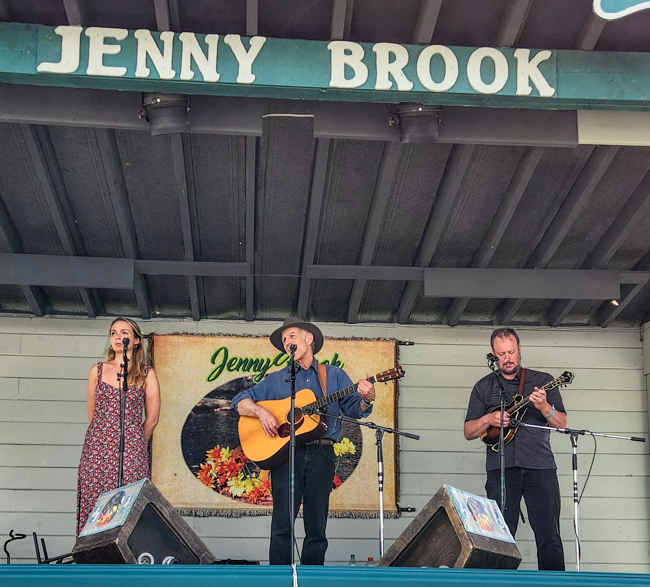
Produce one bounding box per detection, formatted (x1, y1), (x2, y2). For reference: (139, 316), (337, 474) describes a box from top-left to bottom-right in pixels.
(150, 333), (399, 516)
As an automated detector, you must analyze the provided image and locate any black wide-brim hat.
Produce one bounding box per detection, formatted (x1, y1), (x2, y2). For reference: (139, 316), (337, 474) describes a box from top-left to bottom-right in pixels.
(269, 317), (324, 354)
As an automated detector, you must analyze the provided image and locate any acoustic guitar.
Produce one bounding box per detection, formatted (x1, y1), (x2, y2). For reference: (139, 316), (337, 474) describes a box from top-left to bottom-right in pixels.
(238, 366), (405, 469)
(480, 370), (574, 452)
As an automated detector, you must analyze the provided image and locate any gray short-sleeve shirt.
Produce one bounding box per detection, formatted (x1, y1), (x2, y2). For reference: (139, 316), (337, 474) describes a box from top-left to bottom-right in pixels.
(465, 368), (566, 471)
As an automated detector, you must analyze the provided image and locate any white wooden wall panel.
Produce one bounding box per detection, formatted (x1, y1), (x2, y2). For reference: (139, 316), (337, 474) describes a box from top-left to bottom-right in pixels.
(0, 317), (647, 572)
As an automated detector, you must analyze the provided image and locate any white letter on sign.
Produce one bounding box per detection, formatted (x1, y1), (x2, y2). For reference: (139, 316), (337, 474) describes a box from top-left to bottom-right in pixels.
(328, 41), (368, 89)
(86, 27), (128, 77)
(37, 26), (82, 74)
(467, 47), (508, 95)
(134, 30), (176, 79)
(514, 49), (555, 97)
(179, 33), (220, 82)
(416, 45), (458, 92)
(224, 35), (266, 84)
(373, 43), (413, 91)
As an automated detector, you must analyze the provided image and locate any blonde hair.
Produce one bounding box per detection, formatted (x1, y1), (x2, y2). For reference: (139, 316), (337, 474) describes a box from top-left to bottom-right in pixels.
(106, 317), (146, 388)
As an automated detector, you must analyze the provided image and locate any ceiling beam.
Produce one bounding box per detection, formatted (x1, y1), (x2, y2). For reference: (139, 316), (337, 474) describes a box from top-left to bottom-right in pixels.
(412, 0), (442, 44)
(547, 166), (650, 326)
(171, 134), (204, 321)
(0, 196), (47, 315)
(575, 11), (606, 51)
(307, 265), (424, 281)
(0, 254), (250, 286)
(135, 260), (249, 276)
(63, 0), (85, 26)
(497, 145), (619, 324)
(19, 124), (102, 317)
(94, 128), (152, 319)
(0, 254), (133, 288)
(445, 146), (545, 325)
(396, 144), (476, 323)
(247, 0), (259, 37)
(347, 141), (402, 323)
(426, 268), (620, 300)
(245, 135), (257, 321)
(1, 85), (584, 147)
(495, 0), (533, 47)
(297, 138), (331, 319)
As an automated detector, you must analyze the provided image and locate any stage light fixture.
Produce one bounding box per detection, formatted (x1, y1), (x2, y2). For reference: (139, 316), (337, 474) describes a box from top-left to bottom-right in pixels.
(141, 93), (190, 136)
(393, 103), (441, 143)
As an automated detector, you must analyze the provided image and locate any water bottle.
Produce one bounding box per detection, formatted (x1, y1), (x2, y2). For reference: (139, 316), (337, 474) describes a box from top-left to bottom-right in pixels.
(366, 556), (377, 567)
(348, 554), (358, 566)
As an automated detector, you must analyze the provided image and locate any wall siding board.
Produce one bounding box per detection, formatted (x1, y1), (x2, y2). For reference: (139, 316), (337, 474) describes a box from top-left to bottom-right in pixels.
(0, 317), (647, 573)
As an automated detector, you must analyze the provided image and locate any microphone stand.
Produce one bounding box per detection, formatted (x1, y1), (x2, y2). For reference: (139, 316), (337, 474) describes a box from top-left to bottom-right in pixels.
(325, 412), (419, 558)
(510, 418), (645, 572)
(116, 338), (130, 488)
(487, 357), (507, 514)
(285, 345), (298, 565)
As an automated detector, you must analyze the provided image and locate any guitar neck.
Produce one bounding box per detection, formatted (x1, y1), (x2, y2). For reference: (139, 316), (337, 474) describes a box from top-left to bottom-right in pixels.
(305, 375), (377, 414)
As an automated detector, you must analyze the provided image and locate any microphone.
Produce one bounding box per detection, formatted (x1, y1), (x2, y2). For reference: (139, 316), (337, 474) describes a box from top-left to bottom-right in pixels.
(122, 338), (130, 349)
(486, 352), (498, 363)
(289, 344), (297, 355)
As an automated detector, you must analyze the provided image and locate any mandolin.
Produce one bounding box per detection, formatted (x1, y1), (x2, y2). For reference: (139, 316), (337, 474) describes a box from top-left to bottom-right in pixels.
(238, 366), (405, 469)
(480, 370), (574, 452)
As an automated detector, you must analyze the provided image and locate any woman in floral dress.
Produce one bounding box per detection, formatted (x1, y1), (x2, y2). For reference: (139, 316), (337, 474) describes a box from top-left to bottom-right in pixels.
(76, 318), (161, 536)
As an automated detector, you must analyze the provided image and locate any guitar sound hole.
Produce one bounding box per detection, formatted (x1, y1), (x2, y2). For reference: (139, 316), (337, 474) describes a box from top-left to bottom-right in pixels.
(277, 408), (304, 438)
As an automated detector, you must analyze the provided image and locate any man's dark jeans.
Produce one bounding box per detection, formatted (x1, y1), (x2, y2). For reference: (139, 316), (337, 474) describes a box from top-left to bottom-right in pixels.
(269, 443), (336, 565)
(487, 467), (565, 571)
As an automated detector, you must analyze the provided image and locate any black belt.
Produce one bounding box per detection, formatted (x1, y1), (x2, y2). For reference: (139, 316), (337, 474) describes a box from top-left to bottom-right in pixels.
(306, 438), (334, 446)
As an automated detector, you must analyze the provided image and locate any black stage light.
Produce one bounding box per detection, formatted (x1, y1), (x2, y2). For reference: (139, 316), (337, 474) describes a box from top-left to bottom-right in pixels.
(394, 103), (441, 143)
(141, 93), (190, 136)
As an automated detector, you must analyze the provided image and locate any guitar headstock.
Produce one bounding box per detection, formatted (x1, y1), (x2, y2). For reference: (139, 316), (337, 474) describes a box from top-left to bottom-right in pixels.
(374, 366), (405, 383)
(544, 370), (574, 390)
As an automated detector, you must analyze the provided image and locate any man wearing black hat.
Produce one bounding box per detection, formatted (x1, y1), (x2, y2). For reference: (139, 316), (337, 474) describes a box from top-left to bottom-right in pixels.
(232, 317), (375, 566)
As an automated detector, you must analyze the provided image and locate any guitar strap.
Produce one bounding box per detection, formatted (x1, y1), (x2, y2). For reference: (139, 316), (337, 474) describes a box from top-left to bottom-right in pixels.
(317, 361), (328, 397)
(518, 368), (526, 396)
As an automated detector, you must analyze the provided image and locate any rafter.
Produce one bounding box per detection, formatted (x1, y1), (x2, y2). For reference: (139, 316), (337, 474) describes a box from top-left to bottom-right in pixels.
(0, 197), (46, 315)
(331, 0), (353, 40)
(297, 139), (331, 320)
(245, 135), (257, 321)
(247, 0), (259, 37)
(547, 166), (650, 326)
(94, 128), (151, 319)
(20, 124), (102, 317)
(445, 146), (544, 326)
(495, 0), (533, 47)
(347, 141), (402, 323)
(396, 144), (476, 324)
(598, 253), (650, 327)
(575, 11), (606, 51)
(171, 134), (204, 320)
(497, 145), (619, 324)
(63, 0), (85, 26)
(412, 0), (442, 44)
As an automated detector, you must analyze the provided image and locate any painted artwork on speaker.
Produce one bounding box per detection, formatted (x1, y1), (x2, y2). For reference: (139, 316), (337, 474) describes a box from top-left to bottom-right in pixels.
(446, 485), (515, 543)
(78, 479), (145, 537)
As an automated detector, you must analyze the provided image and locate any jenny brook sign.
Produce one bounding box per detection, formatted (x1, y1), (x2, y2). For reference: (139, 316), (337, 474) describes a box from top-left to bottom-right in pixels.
(1, 22), (650, 109)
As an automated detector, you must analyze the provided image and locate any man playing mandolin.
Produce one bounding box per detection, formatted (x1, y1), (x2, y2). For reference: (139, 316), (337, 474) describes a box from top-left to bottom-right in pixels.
(232, 317), (375, 566)
(464, 328), (567, 571)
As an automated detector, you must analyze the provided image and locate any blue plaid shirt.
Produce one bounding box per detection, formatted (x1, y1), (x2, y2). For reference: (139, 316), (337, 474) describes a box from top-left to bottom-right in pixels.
(232, 359), (371, 441)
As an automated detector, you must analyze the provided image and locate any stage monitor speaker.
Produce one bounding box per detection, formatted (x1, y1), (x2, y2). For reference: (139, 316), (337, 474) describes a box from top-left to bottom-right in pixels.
(72, 479), (216, 565)
(379, 484), (521, 569)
